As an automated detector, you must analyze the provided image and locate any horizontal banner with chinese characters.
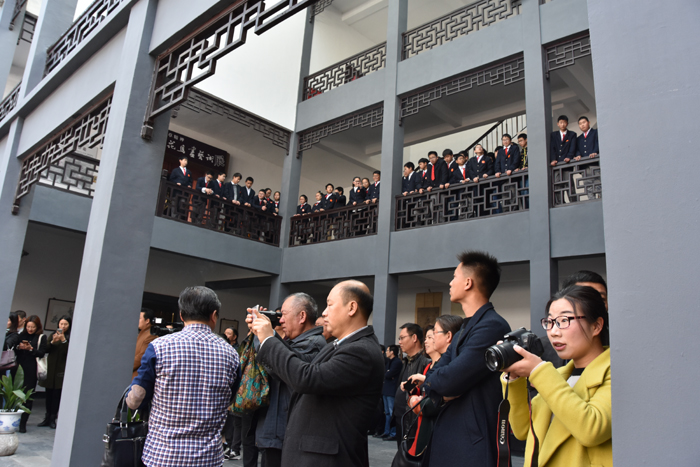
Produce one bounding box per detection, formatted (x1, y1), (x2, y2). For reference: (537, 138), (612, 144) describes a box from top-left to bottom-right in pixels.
(166, 131), (228, 170)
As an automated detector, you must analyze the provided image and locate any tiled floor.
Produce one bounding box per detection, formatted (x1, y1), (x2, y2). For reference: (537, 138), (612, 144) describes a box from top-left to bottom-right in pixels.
(0, 398), (525, 466)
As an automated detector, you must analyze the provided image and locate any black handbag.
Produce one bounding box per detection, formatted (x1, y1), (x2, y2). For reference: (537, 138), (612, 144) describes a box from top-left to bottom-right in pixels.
(391, 401), (424, 467)
(100, 388), (148, 467)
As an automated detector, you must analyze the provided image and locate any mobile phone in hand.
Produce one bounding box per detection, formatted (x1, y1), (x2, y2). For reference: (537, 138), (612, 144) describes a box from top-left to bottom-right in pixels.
(57, 329), (63, 334)
(404, 380), (417, 394)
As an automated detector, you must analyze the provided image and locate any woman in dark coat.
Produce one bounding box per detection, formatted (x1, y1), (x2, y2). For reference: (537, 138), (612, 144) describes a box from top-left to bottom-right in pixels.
(13, 314), (48, 433)
(4, 311), (20, 351)
(39, 315), (71, 429)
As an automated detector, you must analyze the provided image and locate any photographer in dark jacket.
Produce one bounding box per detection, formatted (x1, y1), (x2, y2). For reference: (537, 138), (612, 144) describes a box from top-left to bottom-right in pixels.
(377, 344), (402, 439)
(252, 293), (327, 467)
(393, 323), (429, 445)
(39, 315), (71, 429)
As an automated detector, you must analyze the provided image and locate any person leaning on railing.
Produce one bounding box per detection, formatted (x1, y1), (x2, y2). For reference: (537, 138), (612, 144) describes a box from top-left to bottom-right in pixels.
(295, 195), (311, 216)
(311, 192), (323, 212)
(550, 115), (577, 166)
(494, 134), (522, 178)
(466, 144), (494, 182)
(501, 285), (611, 467)
(575, 116), (599, 160)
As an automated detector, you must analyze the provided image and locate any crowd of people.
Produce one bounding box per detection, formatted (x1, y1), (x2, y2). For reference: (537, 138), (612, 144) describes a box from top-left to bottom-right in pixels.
(4, 310), (72, 433)
(121, 250), (611, 467)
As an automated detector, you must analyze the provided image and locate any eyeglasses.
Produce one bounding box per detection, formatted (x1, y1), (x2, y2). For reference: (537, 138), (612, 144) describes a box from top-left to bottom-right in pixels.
(398, 335), (409, 341)
(541, 315), (587, 330)
(433, 331), (448, 335)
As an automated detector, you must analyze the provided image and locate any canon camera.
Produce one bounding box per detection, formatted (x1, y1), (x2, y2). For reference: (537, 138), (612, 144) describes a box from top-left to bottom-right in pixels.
(484, 327), (544, 372)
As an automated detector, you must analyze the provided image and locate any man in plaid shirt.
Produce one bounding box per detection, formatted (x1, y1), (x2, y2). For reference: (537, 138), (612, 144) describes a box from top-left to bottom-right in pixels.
(127, 286), (240, 467)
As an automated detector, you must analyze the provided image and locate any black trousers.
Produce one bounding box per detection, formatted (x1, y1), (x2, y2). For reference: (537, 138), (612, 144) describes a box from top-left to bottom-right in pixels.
(232, 414), (242, 452)
(45, 388), (63, 417)
(260, 448), (282, 467)
(241, 412), (259, 467)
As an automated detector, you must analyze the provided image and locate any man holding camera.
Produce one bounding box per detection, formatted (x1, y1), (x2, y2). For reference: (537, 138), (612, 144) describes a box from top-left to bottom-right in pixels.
(127, 287), (240, 467)
(419, 251), (511, 467)
(247, 280), (384, 467)
(252, 293), (327, 467)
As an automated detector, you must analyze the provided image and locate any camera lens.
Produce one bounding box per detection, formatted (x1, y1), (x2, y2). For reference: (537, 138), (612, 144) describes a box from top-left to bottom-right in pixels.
(484, 347), (504, 372)
(484, 341), (523, 371)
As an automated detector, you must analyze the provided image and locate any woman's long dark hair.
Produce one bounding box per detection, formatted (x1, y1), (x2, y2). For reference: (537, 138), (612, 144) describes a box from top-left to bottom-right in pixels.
(546, 285), (609, 346)
(24, 315), (44, 336)
(57, 315), (72, 339)
(7, 311), (19, 333)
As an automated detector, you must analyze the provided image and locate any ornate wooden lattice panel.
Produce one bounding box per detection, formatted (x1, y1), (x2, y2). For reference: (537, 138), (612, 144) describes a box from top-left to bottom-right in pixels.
(181, 89), (291, 151)
(38, 153), (99, 198)
(403, 0), (522, 60)
(312, 0), (332, 16)
(289, 203), (378, 246)
(298, 105), (383, 154)
(395, 172), (529, 230)
(45, 0), (126, 75)
(546, 34), (591, 74)
(145, 0), (322, 126)
(9, 0), (27, 30)
(400, 57), (525, 120)
(16, 96), (112, 202)
(303, 42), (386, 100)
(156, 177), (282, 246)
(0, 82), (21, 122)
(551, 157), (601, 206)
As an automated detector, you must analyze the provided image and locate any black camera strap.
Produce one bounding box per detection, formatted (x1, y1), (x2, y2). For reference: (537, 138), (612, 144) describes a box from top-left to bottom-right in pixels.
(527, 378), (540, 467)
(496, 373), (512, 467)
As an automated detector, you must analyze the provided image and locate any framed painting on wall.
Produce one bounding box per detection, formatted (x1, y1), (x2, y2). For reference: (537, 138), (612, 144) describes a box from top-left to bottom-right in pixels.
(45, 298), (75, 331)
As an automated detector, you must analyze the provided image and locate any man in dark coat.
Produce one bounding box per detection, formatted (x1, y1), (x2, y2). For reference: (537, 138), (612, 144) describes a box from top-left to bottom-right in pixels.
(421, 251), (511, 467)
(575, 116), (600, 160)
(253, 293), (327, 467)
(550, 115), (578, 165)
(392, 323), (429, 445)
(378, 345), (402, 439)
(169, 155), (193, 187)
(250, 280), (384, 467)
(349, 177), (367, 206)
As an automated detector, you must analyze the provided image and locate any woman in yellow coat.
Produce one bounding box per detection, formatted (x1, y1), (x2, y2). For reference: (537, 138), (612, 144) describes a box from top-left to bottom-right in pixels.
(501, 285), (612, 467)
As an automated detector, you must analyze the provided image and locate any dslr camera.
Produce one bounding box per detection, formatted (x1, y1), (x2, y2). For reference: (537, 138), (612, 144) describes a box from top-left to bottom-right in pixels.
(252, 305), (282, 328)
(484, 327), (544, 372)
(150, 317), (184, 337)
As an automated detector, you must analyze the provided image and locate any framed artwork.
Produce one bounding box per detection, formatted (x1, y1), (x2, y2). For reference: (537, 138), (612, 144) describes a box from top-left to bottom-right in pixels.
(45, 298), (75, 331)
(219, 319), (239, 335)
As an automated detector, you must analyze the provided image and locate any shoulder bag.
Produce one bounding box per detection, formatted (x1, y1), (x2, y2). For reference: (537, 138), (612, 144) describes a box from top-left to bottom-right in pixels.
(36, 334), (48, 381)
(100, 388), (148, 467)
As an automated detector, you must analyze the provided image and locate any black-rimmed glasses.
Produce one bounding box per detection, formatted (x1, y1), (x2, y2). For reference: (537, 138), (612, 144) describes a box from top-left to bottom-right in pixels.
(541, 315), (587, 330)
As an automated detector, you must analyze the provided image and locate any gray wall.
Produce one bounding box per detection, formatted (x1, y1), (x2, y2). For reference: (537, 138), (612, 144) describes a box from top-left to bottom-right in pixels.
(588, 0), (700, 464)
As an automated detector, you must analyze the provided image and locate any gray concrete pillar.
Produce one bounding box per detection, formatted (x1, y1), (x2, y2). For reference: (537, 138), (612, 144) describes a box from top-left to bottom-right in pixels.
(270, 8), (314, 308)
(0, 118), (32, 323)
(50, 0), (168, 465)
(0, 0), (24, 95)
(20, 0), (79, 98)
(521, 0), (557, 334)
(587, 0), (699, 464)
(372, 0), (407, 345)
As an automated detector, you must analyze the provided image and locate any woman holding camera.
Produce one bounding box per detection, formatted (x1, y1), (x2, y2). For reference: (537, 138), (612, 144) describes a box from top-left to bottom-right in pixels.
(501, 285), (611, 467)
(39, 315), (71, 429)
(14, 315), (48, 433)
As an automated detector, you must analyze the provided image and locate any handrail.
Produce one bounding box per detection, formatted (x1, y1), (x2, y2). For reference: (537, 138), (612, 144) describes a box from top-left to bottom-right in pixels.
(551, 156), (601, 206)
(0, 82), (21, 122)
(289, 202), (379, 246)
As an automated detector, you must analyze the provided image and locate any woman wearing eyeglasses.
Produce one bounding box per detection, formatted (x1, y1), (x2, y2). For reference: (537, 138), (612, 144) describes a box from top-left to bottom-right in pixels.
(501, 285), (611, 467)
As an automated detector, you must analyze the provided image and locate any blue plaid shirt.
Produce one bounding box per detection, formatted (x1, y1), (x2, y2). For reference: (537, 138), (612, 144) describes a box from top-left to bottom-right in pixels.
(131, 323), (239, 467)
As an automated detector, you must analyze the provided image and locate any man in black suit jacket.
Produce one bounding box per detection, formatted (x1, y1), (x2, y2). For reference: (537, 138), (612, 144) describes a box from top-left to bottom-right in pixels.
(494, 134), (522, 177)
(249, 280), (385, 467)
(416, 158), (430, 193)
(420, 251), (511, 467)
(550, 115), (577, 165)
(321, 183), (338, 210)
(169, 155), (193, 187)
(349, 177), (366, 206)
(426, 151), (448, 191)
(209, 171), (226, 198)
(366, 171), (381, 204)
(401, 162), (419, 195)
(466, 145), (494, 182)
(253, 190), (269, 211)
(223, 173), (243, 204)
(443, 149), (458, 174)
(241, 177), (256, 207)
(334, 187), (347, 208)
(446, 153), (469, 186)
(196, 171), (214, 195)
(575, 116), (600, 160)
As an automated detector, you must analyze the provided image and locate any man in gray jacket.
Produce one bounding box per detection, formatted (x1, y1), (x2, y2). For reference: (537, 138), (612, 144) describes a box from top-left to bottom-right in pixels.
(254, 293), (326, 467)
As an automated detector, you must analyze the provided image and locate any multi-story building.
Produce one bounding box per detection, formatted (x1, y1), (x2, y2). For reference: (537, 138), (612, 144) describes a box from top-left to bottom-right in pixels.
(0, 0), (695, 465)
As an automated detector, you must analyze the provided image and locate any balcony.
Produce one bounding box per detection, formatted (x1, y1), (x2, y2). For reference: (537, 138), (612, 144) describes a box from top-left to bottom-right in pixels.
(155, 175), (282, 247)
(551, 156), (601, 207)
(289, 203), (379, 246)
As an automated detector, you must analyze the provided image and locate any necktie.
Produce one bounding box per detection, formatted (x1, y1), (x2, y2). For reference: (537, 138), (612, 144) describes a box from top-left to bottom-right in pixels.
(182, 167), (186, 175)
(562, 132), (565, 142)
(431, 165), (435, 181)
(218, 181), (221, 188)
(375, 182), (378, 187)
(585, 131), (589, 138)
(462, 167), (466, 178)
(505, 146), (509, 157)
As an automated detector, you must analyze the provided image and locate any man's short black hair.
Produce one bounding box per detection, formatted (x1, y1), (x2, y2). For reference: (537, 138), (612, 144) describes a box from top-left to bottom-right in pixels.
(326, 183), (334, 189)
(373, 170), (381, 176)
(15, 310), (26, 320)
(217, 170), (226, 177)
(339, 283), (374, 320)
(457, 250), (501, 298)
(442, 149), (453, 157)
(206, 170), (214, 176)
(258, 189), (266, 194)
(141, 307), (155, 325)
(557, 115), (569, 123)
(233, 172), (242, 179)
(428, 151), (438, 158)
(502, 133), (512, 140)
(288, 292), (319, 323)
(246, 176), (254, 183)
(388, 344), (400, 356)
(178, 155), (188, 161)
(264, 187), (271, 193)
(300, 194), (308, 202)
(400, 323), (424, 346)
(517, 133), (527, 140)
(418, 157), (429, 164)
(336, 186), (344, 195)
(178, 286), (221, 322)
(404, 162), (415, 170)
(578, 116), (590, 123)
(562, 270), (607, 292)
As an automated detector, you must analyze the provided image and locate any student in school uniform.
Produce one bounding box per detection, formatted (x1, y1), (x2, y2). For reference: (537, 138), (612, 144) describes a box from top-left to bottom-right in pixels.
(550, 115), (578, 165)
(223, 173), (243, 205)
(335, 187), (347, 208)
(209, 171), (226, 198)
(575, 116), (600, 160)
(241, 177), (256, 207)
(349, 177), (367, 206)
(402, 162), (419, 195)
(169, 155), (193, 187)
(321, 184), (338, 210)
(311, 192), (323, 212)
(494, 134), (522, 178)
(366, 171), (381, 204)
(296, 195), (311, 215)
(253, 189), (269, 211)
(425, 151), (448, 191)
(196, 171), (214, 195)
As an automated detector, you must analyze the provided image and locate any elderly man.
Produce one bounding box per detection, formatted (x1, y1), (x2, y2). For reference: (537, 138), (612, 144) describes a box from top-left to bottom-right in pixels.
(127, 287), (240, 467)
(253, 293), (327, 467)
(248, 280), (384, 467)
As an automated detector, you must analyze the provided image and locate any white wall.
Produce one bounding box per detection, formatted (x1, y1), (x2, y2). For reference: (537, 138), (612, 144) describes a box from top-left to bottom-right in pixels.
(403, 123), (494, 164)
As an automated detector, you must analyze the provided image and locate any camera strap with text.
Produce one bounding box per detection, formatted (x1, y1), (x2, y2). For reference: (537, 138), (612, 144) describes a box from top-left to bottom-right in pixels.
(527, 378), (540, 467)
(496, 374), (512, 467)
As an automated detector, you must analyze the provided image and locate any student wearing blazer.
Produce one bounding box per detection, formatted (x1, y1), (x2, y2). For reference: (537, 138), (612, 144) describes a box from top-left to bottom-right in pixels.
(501, 286), (611, 467)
